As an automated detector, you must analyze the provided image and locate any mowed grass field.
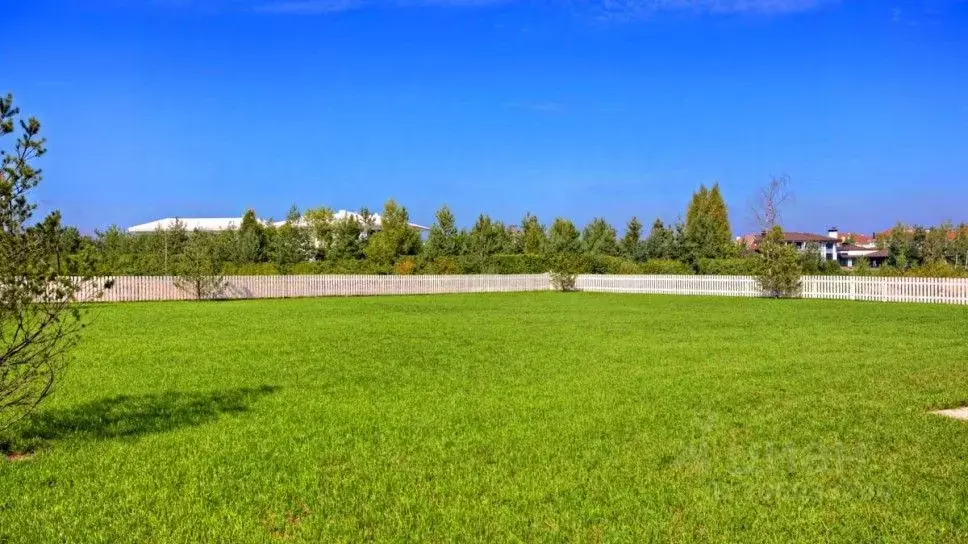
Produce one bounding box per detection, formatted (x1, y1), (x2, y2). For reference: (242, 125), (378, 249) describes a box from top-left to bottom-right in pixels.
(2, 292), (968, 542)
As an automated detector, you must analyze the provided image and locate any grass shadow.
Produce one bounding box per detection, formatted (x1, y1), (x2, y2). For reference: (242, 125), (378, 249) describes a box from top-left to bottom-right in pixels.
(2, 385), (278, 454)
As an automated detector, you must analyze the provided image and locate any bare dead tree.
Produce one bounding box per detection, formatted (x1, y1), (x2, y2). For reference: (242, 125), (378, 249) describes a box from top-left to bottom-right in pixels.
(749, 175), (794, 231)
(1, 93), (92, 430)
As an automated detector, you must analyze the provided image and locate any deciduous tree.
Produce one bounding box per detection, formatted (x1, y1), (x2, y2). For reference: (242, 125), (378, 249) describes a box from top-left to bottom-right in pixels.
(303, 207), (335, 259)
(750, 175), (793, 230)
(887, 222), (909, 269)
(364, 199), (421, 265)
(951, 224), (968, 267)
(923, 223), (949, 265)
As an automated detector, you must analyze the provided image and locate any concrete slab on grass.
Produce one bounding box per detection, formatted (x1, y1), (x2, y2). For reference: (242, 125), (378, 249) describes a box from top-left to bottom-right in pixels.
(933, 407), (968, 421)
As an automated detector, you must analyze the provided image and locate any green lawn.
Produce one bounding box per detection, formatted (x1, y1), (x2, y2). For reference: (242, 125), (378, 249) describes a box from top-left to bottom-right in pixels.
(2, 293), (968, 543)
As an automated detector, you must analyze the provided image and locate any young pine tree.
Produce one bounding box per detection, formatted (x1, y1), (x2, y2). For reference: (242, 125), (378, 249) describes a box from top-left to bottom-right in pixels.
(644, 218), (673, 260)
(581, 218), (619, 256)
(547, 218), (581, 255)
(1, 94), (92, 429)
(173, 233), (227, 300)
(270, 206), (312, 272)
(424, 205), (461, 261)
(683, 183), (733, 263)
(466, 214), (507, 268)
(238, 208), (267, 263)
(620, 217), (644, 261)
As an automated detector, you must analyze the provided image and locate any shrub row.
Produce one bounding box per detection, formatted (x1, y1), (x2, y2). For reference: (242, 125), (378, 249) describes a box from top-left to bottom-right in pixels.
(202, 256), (968, 278)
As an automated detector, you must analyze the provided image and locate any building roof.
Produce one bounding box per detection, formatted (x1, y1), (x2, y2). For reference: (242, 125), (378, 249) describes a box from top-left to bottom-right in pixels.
(838, 244), (874, 252)
(866, 249), (889, 259)
(128, 217), (247, 233)
(271, 210), (429, 231)
(838, 232), (875, 245)
(747, 231), (833, 243)
(129, 210), (430, 233)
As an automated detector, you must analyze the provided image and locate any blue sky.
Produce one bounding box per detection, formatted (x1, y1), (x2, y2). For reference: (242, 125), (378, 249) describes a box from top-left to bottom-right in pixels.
(6, 0), (968, 234)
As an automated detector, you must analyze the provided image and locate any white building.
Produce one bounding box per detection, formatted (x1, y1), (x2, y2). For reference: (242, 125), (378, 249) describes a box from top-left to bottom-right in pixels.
(742, 228), (841, 261)
(128, 217), (248, 233)
(128, 210), (429, 234)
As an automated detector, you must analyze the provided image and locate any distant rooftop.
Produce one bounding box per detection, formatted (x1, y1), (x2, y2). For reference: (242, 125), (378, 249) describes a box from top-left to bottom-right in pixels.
(128, 210), (429, 233)
(748, 231), (834, 243)
(128, 217), (245, 233)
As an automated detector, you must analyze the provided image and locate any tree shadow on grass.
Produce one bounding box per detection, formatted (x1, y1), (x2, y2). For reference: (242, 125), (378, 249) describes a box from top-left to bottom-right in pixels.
(2, 385), (278, 454)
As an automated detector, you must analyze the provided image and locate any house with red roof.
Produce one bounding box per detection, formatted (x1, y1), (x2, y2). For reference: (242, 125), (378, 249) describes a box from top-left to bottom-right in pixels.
(836, 232), (876, 248)
(738, 227), (888, 268)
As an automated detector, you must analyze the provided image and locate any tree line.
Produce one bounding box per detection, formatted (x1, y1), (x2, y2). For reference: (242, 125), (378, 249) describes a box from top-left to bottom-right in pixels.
(879, 221), (968, 272)
(51, 184), (735, 276)
(47, 183), (968, 278)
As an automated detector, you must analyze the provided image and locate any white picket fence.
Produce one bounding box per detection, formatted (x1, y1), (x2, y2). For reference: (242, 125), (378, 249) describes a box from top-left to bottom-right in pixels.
(801, 275), (968, 304)
(576, 275), (762, 297)
(72, 274), (968, 305)
(76, 274), (552, 302)
(578, 274), (968, 305)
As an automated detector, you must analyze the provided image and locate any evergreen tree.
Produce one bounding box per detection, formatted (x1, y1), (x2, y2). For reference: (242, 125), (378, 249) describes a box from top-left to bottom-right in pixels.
(159, 219), (188, 274)
(620, 217), (644, 261)
(95, 226), (137, 275)
(547, 218), (581, 254)
(707, 183), (732, 246)
(499, 223), (518, 254)
(466, 214), (506, 267)
(685, 185), (710, 231)
(211, 228), (240, 268)
(852, 255), (873, 276)
(238, 208), (267, 263)
(757, 226), (802, 298)
(424, 205), (461, 260)
(173, 233), (226, 300)
(644, 218), (674, 260)
(520, 213), (547, 255)
(798, 242), (823, 274)
(327, 215), (365, 261)
(270, 206), (312, 272)
(581, 218), (619, 256)
(1, 93), (89, 428)
(907, 225), (927, 267)
(887, 222), (909, 269)
(683, 183), (733, 263)
(671, 222), (687, 261)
